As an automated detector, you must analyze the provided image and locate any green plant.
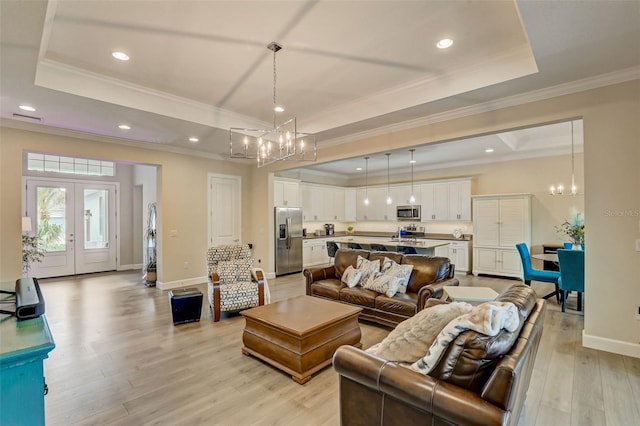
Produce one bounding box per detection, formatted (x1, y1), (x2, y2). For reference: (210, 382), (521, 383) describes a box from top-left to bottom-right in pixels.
(347, 225), (354, 232)
(22, 234), (45, 276)
(556, 212), (585, 246)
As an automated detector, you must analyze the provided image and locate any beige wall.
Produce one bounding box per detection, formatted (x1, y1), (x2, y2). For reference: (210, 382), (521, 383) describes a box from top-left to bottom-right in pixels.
(1, 79), (638, 356)
(268, 79), (640, 356)
(0, 127), (254, 285)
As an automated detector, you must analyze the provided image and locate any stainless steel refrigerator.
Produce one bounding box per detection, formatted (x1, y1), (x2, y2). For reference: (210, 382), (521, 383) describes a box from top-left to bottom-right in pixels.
(275, 206), (303, 276)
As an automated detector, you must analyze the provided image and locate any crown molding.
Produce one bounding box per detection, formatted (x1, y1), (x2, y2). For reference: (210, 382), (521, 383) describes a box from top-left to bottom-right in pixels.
(0, 118), (230, 162)
(319, 66), (640, 149)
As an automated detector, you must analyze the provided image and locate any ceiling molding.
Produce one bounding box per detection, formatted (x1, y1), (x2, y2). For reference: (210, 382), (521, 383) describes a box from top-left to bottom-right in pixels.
(0, 118), (230, 162)
(318, 66), (640, 149)
(34, 58), (271, 131)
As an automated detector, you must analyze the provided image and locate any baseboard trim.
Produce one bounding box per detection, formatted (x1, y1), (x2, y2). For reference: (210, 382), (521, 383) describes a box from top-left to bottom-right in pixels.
(265, 272), (276, 280)
(157, 276), (207, 291)
(582, 330), (640, 359)
(118, 263), (143, 271)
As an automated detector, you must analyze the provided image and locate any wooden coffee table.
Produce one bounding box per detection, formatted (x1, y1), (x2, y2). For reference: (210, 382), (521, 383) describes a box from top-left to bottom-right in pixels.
(240, 295), (362, 384)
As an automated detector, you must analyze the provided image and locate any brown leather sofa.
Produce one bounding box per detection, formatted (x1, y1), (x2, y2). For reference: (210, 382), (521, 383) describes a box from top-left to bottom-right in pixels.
(333, 283), (545, 426)
(303, 248), (459, 327)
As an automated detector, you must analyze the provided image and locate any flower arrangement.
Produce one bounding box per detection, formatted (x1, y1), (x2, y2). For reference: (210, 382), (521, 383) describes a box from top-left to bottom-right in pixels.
(556, 211), (584, 247)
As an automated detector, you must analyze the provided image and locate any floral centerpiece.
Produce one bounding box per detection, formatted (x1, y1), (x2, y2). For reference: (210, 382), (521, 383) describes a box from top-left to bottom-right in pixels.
(556, 211), (585, 248)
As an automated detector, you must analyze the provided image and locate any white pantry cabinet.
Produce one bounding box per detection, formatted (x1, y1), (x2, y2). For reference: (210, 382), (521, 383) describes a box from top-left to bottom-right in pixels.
(472, 194), (531, 278)
(274, 178), (300, 206)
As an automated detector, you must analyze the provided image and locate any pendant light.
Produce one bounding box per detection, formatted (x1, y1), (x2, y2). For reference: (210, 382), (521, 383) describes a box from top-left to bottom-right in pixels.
(550, 121), (578, 196)
(409, 149), (416, 204)
(385, 153), (392, 205)
(363, 156), (370, 205)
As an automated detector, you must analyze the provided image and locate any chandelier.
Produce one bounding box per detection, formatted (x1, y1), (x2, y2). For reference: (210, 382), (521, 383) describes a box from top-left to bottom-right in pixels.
(230, 42), (316, 167)
(549, 121), (578, 196)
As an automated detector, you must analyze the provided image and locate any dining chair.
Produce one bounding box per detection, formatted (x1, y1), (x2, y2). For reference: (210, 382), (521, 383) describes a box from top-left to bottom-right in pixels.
(326, 241), (339, 264)
(515, 243), (561, 301)
(557, 249), (585, 312)
(347, 242), (363, 249)
(563, 242), (573, 249)
(369, 243), (388, 251)
(396, 245), (417, 255)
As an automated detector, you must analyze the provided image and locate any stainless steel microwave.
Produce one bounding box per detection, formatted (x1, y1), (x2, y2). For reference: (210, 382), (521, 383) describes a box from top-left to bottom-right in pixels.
(396, 205), (421, 221)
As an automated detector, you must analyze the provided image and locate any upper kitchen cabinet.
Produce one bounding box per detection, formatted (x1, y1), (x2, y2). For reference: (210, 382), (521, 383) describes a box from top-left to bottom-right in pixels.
(344, 189), (357, 222)
(301, 183), (346, 221)
(448, 180), (472, 221)
(420, 182), (449, 221)
(274, 178), (300, 206)
(356, 186), (391, 221)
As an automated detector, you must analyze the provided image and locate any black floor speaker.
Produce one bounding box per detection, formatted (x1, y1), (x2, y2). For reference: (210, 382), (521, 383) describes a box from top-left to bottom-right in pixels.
(169, 288), (203, 325)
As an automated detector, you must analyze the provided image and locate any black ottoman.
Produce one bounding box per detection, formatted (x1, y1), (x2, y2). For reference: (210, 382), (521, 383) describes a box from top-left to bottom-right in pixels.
(169, 288), (203, 325)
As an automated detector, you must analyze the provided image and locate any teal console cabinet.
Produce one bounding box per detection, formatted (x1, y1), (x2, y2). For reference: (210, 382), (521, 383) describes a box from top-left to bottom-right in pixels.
(1, 282), (55, 426)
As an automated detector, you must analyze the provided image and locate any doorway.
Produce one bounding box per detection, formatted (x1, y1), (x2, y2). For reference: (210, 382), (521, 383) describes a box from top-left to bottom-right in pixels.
(24, 178), (118, 278)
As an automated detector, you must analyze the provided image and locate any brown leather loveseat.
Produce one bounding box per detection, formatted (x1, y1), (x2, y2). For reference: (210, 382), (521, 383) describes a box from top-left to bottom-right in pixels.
(333, 283), (545, 426)
(303, 248), (459, 327)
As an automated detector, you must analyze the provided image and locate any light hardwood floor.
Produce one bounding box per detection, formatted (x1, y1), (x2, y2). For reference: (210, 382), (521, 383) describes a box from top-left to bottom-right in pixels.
(39, 271), (639, 426)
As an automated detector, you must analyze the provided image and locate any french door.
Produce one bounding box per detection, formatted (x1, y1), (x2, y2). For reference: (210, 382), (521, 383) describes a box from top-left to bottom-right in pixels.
(24, 178), (117, 278)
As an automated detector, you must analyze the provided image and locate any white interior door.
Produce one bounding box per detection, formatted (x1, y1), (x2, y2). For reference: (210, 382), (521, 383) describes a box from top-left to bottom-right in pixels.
(208, 174), (241, 247)
(25, 178), (117, 278)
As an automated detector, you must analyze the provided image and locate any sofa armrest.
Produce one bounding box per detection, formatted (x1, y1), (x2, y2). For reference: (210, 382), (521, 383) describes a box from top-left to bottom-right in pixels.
(303, 265), (337, 295)
(417, 277), (459, 311)
(333, 345), (507, 426)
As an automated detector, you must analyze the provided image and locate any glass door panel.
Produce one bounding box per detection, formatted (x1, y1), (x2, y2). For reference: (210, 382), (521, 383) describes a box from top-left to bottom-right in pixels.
(83, 189), (109, 249)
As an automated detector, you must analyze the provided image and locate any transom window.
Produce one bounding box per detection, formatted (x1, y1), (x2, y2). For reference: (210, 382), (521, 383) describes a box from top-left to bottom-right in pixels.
(27, 153), (115, 177)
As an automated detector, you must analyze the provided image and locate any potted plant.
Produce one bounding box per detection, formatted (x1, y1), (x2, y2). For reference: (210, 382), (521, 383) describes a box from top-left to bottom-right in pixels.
(556, 211), (585, 249)
(346, 225), (354, 235)
(22, 233), (44, 277)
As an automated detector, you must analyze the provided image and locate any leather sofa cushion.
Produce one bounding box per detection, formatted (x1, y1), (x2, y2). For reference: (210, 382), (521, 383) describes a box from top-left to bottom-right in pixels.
(310, 279), (344, 299)
(401, 255), (450, 293)
(428, 283), (537, 393)
(369, 251), (403, 265)
(374, 293), (418, 316)
(340, 287), (378, 307)
(335, 248), (370, 278)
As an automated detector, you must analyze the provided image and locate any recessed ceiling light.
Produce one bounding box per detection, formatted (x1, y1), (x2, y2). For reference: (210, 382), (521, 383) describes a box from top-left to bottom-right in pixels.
(274, 106), (284, 112)
(112, 51), (130, 61)
(356, 167), (362, 171)
(19, 105), (36, 112)
(118, 124), (131, 130)
(436, 38), (454, 49)
(189, 137), (199, 143)
(485, 148), (495, 153)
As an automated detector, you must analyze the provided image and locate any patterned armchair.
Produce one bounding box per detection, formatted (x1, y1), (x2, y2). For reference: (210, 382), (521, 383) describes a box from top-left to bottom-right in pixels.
(206, 244), (270, 322)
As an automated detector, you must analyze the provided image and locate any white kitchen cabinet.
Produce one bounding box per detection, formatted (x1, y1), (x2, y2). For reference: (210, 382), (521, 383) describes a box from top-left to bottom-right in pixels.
(356, 186), (390, 221)
(344, 189), (357, 221)
(391, 184), (412, 206)
(301, 184), (316, 221)
(434, 243), (450, 258)
(303, 238), (330, 267)
(449, 241), (471, 273)
(448, 180), (472, 221)
(301, 184), (346, 222)
(274, 178), (300, 206)
(472, 194), (531, 278)
(420, 182), (449, 221)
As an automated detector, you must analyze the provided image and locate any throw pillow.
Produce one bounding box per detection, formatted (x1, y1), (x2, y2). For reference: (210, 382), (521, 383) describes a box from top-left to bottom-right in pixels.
(356, 256), (380, 285)
(367, 302), (473, 363)
(382, 260), (413, 294)
(341, 265), (363, 288)
(362, 271), (403, 297)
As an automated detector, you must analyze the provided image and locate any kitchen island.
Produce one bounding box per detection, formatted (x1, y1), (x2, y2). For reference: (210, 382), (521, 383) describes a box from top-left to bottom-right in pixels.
(333, 237), (449, 255)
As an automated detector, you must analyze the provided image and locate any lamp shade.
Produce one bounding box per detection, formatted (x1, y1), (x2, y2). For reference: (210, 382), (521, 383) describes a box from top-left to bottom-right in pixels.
(22, 217), (32, 233)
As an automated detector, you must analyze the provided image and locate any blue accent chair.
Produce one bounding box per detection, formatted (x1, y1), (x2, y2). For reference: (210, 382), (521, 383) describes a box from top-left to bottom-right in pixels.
(516, 243), (561, 301)
(396, 245), (417, 255)
(557, 249), (585, 312)
(369, 243), (388, 251)
(563, 242), (573, 249)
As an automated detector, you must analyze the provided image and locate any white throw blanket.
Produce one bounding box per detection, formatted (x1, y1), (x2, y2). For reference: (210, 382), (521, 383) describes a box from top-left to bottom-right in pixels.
(411, 301), (519, 375)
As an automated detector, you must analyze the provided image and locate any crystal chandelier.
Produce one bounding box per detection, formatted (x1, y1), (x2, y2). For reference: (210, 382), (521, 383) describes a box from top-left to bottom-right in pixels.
(550, 121), (578, 196)
(230, 42), (316, 167)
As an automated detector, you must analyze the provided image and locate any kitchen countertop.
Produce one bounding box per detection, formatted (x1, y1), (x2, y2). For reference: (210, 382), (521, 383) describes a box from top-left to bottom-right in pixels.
(303, 231), (472, 242)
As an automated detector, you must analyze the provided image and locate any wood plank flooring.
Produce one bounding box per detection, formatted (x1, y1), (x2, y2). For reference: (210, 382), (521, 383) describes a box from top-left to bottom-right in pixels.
(37, 271), (640, 425)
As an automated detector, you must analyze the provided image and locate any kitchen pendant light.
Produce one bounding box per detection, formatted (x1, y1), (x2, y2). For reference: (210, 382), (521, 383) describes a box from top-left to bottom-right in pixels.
(409, 149), (416, 204)
(550, 121), (579, 196)
(385, 153), (392, 205)
(364, 156), (370, 206)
